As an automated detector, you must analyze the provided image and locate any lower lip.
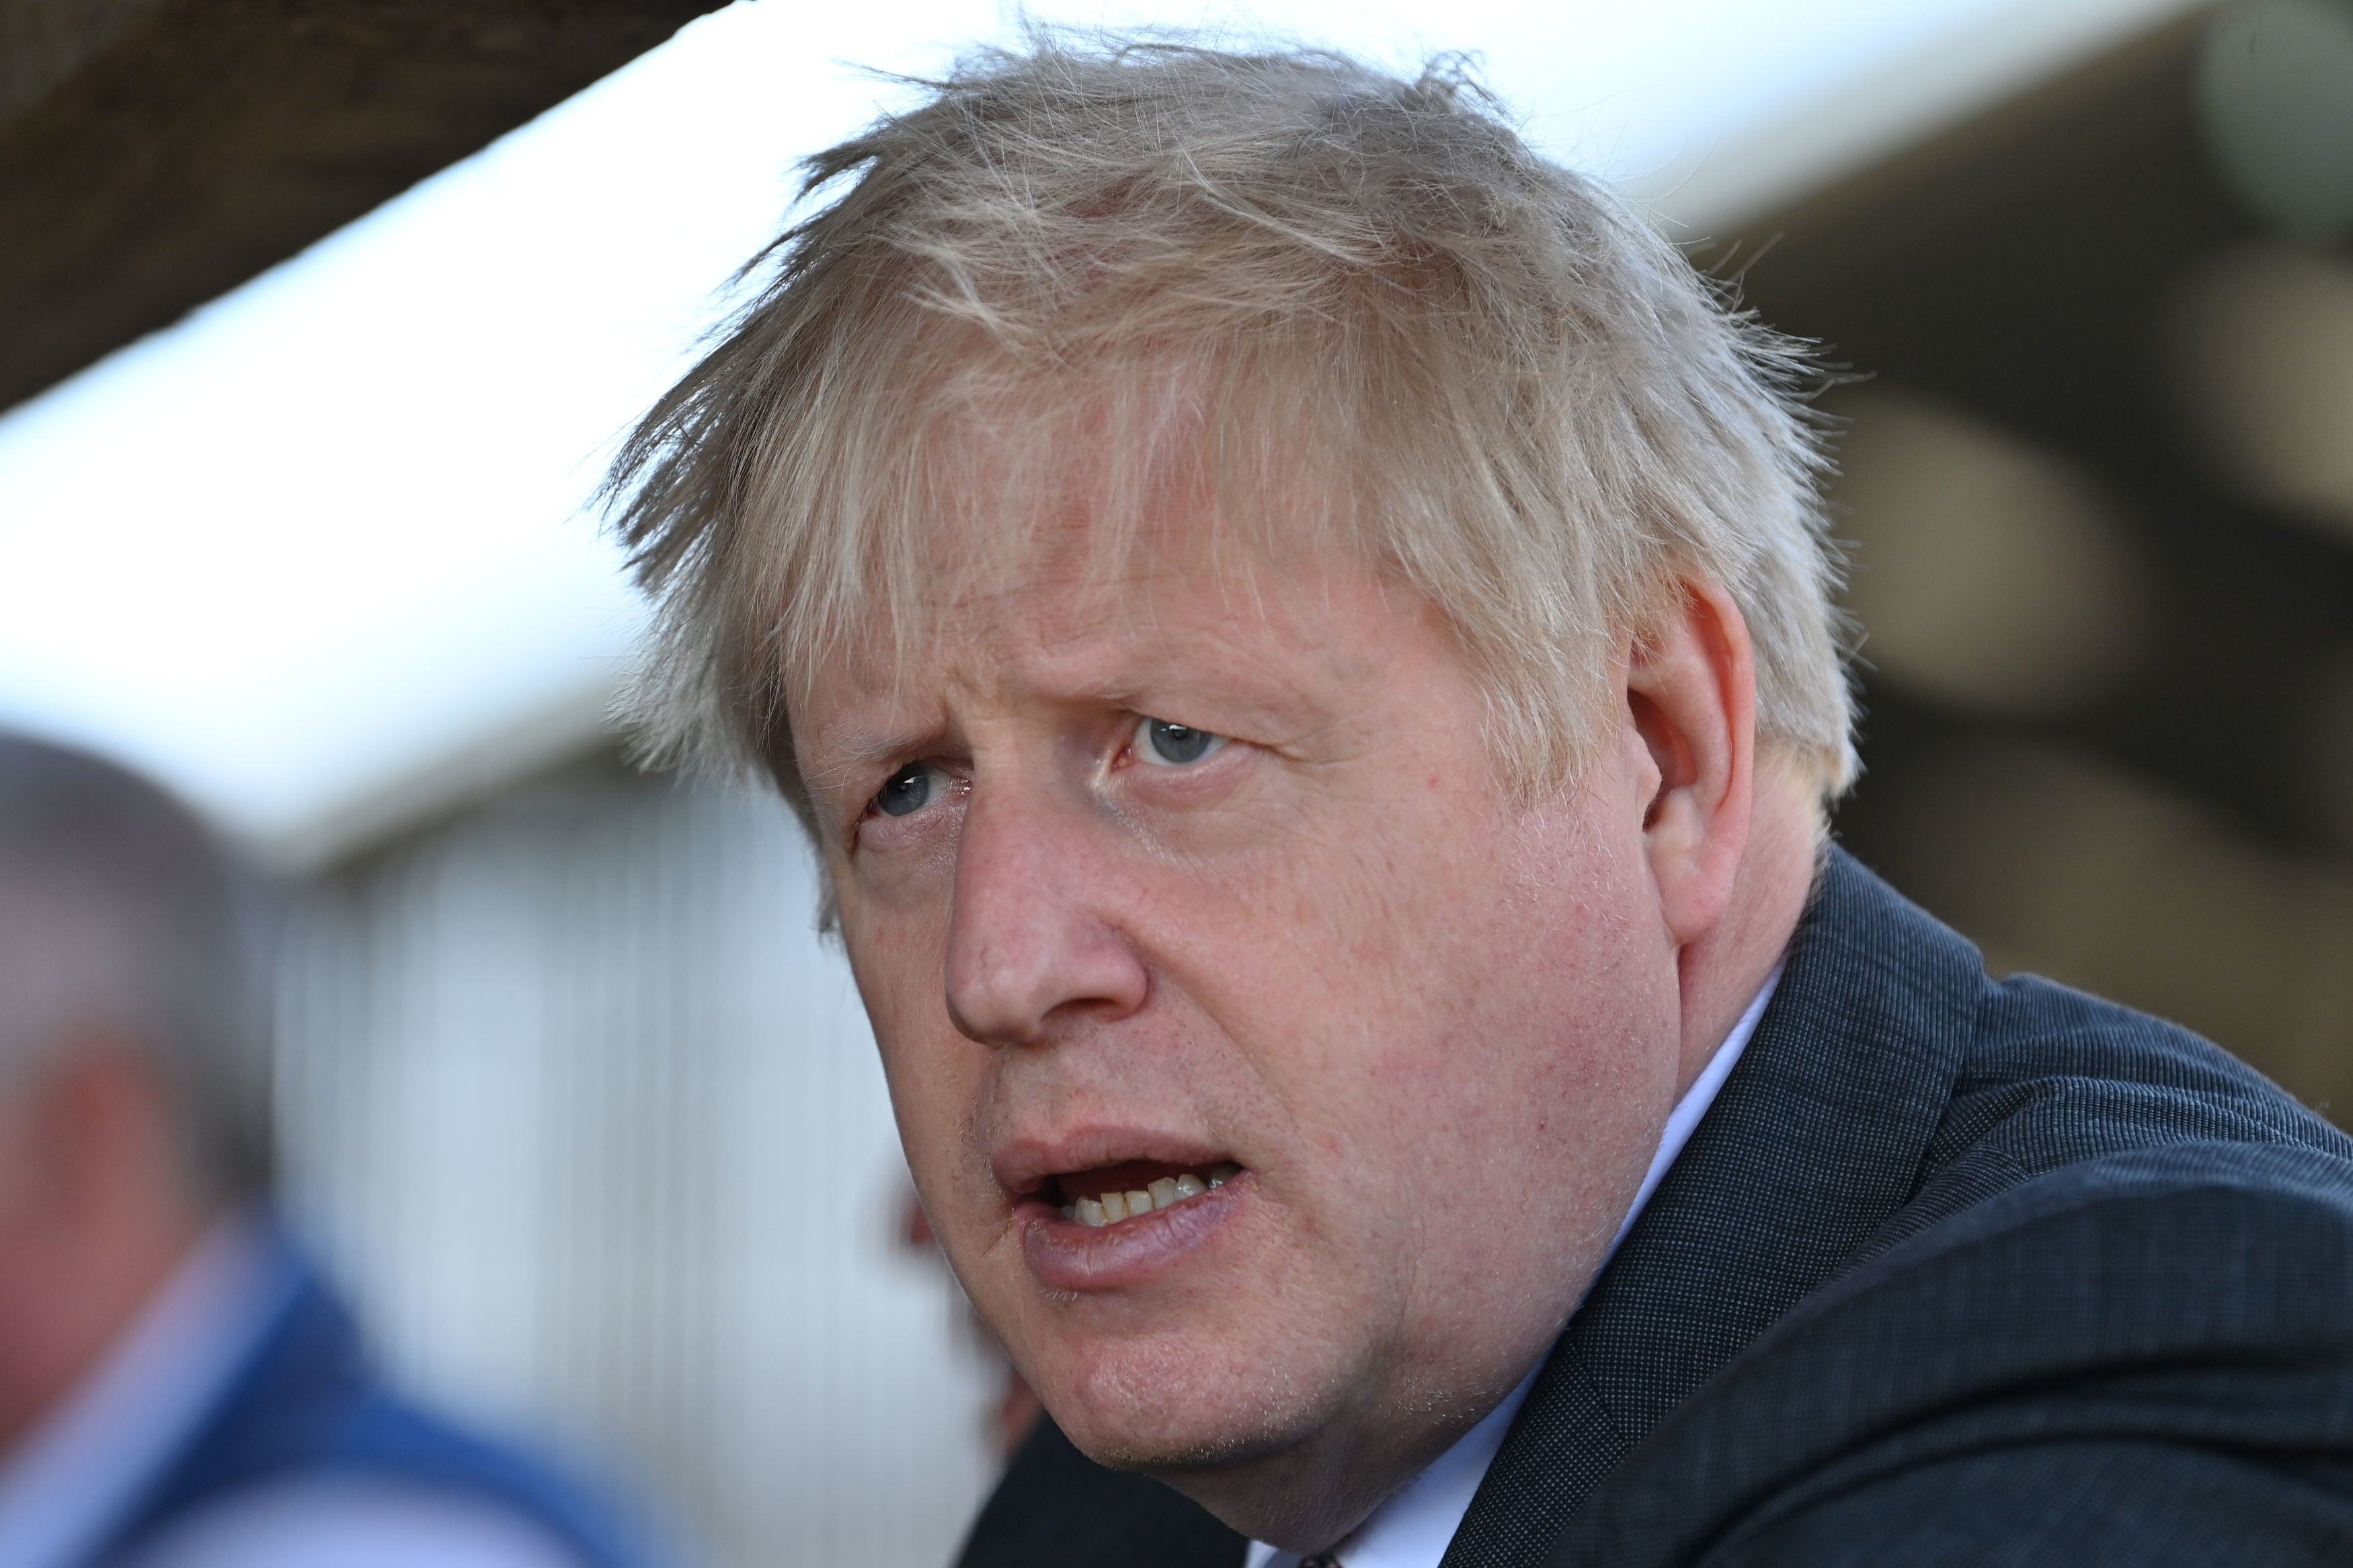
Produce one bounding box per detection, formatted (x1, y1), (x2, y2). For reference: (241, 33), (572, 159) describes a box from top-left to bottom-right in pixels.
(1019, 1175), (1250, 1290)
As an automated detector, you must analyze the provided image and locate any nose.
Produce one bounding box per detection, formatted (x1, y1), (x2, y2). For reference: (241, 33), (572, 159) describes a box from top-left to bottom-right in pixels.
(942, 785), (1148, 1046)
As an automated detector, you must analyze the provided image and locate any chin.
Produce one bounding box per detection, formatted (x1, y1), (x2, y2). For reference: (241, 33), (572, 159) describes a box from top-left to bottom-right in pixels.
(1031, 1329), (1333, 1475)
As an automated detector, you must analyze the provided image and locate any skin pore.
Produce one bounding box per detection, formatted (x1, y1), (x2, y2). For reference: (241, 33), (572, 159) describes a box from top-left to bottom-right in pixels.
(793, 505), (1821, 1553)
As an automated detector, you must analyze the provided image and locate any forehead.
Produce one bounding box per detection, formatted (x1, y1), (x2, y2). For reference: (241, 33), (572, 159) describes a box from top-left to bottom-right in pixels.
(790, 494), (1417, 750)
(790, 343), (1365, 652)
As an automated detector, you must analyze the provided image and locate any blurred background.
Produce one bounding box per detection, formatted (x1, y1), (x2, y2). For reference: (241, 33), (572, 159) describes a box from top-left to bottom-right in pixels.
(1, 0), (2348, 1562)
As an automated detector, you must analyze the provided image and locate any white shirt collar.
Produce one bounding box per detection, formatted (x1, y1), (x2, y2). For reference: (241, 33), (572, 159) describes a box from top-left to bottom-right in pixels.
(1246, 968), (1781, 1568)
(0, 1212), (284, 1568)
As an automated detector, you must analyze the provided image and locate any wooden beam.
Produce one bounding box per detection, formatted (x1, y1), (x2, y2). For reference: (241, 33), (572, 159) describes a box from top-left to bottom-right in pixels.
(0, 0), (726, 413)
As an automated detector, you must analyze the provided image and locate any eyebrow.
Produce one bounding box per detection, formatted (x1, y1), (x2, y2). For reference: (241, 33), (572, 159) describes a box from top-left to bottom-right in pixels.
(799, 714), (946, 797)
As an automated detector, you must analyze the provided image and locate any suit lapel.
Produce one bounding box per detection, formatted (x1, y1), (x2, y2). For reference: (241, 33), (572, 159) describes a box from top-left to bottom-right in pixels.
(1439, 850), (1983, 1568)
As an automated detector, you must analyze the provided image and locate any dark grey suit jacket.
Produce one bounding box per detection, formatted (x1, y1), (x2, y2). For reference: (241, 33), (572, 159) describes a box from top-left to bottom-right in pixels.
(955, 848), (2353, 1567)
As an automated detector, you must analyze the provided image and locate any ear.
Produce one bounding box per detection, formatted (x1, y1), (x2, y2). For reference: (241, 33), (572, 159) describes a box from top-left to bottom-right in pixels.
(1624, 579), (1756, 947)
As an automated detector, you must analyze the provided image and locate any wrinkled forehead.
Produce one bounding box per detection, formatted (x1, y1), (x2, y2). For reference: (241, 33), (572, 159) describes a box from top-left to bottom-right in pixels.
(776, 353), (1367, 717)
(792, 477), (1353, 731)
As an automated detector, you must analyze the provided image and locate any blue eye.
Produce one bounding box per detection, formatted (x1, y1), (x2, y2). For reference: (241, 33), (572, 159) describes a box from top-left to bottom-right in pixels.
(875, 763), (935, 817)
(1135, 716), (1226, 766)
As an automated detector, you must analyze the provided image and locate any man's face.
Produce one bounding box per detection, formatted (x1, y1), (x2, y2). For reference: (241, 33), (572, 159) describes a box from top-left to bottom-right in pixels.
(795, 501), (1687, 1515)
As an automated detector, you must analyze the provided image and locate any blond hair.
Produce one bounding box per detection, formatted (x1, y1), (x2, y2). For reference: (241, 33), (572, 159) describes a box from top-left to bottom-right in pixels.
(604, 38), (1856, 831)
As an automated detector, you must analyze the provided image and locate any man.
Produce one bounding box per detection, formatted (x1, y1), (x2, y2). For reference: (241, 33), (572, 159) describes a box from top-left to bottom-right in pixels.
(604, 40), (2353, 1565)
(0, 733), (661, 1568)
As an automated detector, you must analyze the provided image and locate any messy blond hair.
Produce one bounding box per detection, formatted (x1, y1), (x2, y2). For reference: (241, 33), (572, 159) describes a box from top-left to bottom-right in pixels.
(604, 37), (1856, 831)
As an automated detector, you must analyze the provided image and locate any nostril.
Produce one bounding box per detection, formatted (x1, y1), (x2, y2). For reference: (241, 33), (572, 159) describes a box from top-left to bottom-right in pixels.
(942, 901), (1152, 1047)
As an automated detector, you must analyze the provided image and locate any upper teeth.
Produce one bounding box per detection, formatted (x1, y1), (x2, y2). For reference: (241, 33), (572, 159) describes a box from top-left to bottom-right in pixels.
(1064, 1163), (1240, 1227)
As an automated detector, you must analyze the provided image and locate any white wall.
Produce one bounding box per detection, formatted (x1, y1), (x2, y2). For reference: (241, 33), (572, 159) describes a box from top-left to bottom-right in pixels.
(275, 759), (996, 1568)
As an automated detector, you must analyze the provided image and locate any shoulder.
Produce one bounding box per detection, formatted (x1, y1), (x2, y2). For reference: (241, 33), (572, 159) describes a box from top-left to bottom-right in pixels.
(120, 1477), (594, 1568)
(1556, 868), (2353, 1565)
(1873, 962), (2353, 1254)
(118, 1245), (664, 1568)
(1952, 970), (2346, 1160)
(1563, 1137), (2353, 1565)
(184, 1371), (665, 1568)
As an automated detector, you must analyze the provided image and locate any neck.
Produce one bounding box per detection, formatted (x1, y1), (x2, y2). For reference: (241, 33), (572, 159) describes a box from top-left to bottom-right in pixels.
(1158, 1383), (1489, 1557)
(1673, 760), (1819, 1098)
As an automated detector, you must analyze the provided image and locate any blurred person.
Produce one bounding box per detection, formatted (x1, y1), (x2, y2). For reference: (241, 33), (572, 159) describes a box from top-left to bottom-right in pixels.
(0, 733), (663, 1568)
(605, 38), (2353, 1568)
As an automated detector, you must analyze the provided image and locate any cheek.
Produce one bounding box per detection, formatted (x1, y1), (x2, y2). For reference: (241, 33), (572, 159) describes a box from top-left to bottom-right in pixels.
(1372, 874), (1646, 1144)
(869, 1019), (1014, 1301)
(1224, 789), (1628, 1067)
(1433, 837), (1675, 1214)
(840, 899), (976, 1196)
(1250, 793), (1671, 1242)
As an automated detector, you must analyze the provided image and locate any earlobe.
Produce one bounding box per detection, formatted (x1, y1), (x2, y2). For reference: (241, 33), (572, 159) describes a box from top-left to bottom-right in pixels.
(1626, 581), (1757, 946)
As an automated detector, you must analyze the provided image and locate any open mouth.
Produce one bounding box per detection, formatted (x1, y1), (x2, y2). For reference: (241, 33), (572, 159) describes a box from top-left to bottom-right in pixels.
(1048, 1159), (1244, 1227)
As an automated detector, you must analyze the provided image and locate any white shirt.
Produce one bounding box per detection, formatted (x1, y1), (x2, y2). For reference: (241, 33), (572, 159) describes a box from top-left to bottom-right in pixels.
(1246, 970), (1782, 1568)
(0, 1213), (583, 1568)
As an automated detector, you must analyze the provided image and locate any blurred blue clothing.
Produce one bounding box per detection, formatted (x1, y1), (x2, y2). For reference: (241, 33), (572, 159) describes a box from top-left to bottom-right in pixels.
(0, 1214), (666, 1568)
